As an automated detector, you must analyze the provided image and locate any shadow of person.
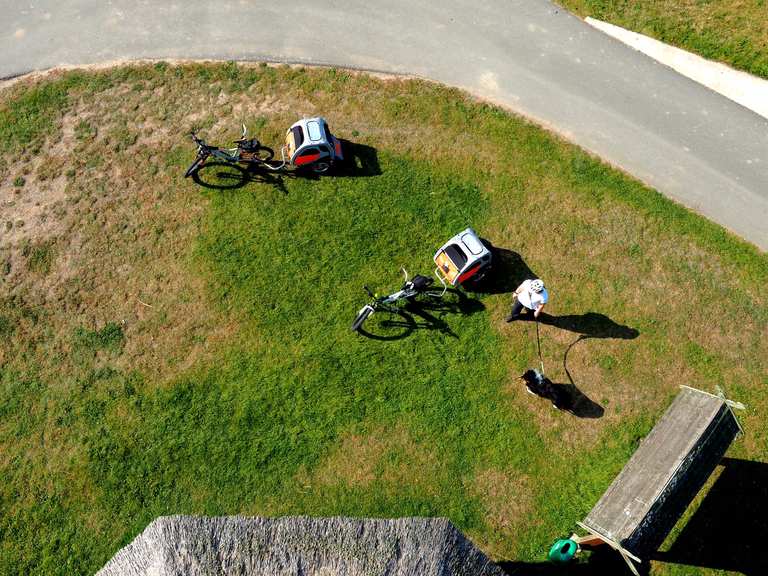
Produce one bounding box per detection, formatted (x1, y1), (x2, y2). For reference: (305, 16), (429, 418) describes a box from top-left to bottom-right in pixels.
(335, 140), (382, 177)
(652, 457), (768, 575)
(472, 245), (536, 295)
(535, 312), (639, 340)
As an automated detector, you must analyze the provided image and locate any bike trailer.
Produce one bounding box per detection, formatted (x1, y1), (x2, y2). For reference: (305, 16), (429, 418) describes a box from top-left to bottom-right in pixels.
(285, 117), (344, 169)
(434, 227), (492, 287)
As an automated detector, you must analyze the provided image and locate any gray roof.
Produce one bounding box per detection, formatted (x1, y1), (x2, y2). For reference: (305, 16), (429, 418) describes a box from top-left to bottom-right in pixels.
(97, 516), (505, 576)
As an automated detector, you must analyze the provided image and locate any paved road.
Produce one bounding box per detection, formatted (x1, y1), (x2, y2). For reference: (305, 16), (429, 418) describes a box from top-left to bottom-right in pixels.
(3, 0), (767, 250)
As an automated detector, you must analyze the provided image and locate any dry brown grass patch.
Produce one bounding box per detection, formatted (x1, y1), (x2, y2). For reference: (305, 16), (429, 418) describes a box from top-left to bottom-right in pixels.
(472, 467), (534, 533)
(303, 423), (441, 494)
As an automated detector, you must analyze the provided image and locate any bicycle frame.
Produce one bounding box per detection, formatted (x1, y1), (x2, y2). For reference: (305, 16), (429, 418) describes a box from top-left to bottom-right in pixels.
(185, 125), (286, 178)
(364, 269), (446, 311)
(351, 268), (448, 332)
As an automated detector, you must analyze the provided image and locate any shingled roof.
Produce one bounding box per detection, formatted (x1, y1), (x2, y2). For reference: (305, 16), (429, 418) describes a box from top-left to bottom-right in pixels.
(97, 515), (505, 576)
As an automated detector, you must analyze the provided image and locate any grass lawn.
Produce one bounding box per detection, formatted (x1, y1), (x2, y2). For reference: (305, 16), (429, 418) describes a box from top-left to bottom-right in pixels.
(558, 0), (768, 79)
(0, 63), (766, 576)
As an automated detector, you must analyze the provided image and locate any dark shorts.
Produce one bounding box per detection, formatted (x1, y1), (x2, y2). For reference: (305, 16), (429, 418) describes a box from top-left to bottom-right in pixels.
(509, 299), (534, 318)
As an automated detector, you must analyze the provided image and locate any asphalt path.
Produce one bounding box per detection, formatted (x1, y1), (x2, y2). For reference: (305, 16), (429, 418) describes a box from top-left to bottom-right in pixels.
(3, 0), (767, 249)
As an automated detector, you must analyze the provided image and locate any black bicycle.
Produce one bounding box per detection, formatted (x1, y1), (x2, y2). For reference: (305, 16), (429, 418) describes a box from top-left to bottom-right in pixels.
(351, 268), (447, 332)
(184, 125), (279, 178)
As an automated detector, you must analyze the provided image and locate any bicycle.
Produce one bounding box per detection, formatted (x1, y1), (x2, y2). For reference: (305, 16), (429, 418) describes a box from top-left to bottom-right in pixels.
(184, 124), (283, 178)
(351, 268), (447, 332)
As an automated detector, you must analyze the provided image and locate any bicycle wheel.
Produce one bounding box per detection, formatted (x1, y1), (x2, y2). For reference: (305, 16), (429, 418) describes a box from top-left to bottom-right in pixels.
(191, 161), (249, 190)
(355, 306), (416, 340)
(351, 306), (374, 332)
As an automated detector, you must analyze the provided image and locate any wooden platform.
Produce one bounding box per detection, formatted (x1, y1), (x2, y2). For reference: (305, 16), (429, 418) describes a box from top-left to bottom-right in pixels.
(582, 387), (741, 560)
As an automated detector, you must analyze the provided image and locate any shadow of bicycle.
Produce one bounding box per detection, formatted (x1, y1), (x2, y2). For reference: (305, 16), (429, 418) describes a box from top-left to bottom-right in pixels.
(189, 142), (381, 193)
(190, 161), (296, 193)
(355, 289), (484, 341)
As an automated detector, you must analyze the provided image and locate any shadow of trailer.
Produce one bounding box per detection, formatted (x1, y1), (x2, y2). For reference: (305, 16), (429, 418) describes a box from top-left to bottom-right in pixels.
(572, 386), (743, 575)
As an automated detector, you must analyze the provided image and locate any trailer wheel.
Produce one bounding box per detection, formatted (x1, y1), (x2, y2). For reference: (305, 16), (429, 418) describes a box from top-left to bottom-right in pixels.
(312, 161), (330, 174)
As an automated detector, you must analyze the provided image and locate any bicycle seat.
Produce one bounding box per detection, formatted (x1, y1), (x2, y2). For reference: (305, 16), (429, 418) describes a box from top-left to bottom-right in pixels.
(410, 274), (434, 291)
(236, 138), (262, 151)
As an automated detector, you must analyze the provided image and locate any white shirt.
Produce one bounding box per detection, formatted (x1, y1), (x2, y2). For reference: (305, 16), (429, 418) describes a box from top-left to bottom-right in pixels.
(517, 279), (548, 310)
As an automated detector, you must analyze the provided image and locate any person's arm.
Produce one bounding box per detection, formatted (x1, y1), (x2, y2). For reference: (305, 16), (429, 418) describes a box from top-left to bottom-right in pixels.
(514, 282), (525, 296)
(534, 303), (545, 318)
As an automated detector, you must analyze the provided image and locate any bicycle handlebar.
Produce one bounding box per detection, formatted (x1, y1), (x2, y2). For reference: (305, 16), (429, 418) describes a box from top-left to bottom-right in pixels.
(190, 132), (220, 153)
(190, 132), (207, 147)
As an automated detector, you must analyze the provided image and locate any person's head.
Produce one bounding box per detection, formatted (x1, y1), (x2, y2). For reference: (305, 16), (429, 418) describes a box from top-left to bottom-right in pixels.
(530, 278), (545, 293)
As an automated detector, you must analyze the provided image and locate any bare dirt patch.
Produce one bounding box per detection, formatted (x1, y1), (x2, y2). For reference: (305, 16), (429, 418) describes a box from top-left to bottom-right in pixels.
(0, 80), (243, 383)
(0, 109), (74, 249)
(472, 467), (534, 533)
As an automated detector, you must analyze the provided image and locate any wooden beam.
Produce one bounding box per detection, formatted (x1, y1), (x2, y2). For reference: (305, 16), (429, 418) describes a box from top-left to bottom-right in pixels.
(571, 534), (607, 548)
(576, 522), (642, 576)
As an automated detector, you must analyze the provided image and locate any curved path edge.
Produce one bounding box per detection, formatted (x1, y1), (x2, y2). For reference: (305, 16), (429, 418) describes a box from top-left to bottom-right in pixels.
(585, 17), (768, 121)
(2, 1), (767, 250)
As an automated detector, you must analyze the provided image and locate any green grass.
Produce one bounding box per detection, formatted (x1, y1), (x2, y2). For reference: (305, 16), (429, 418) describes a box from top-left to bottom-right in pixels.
(73, 323), (125, 354)
(558, 0), (768, 79)
(0, 63), (766, 576)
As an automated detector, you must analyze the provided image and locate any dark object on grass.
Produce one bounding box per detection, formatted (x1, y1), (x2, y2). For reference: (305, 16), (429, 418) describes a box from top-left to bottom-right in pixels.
(521, 369), (573, 411)
(97, 515), (506, 576)
(653, 457), (768, 574)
